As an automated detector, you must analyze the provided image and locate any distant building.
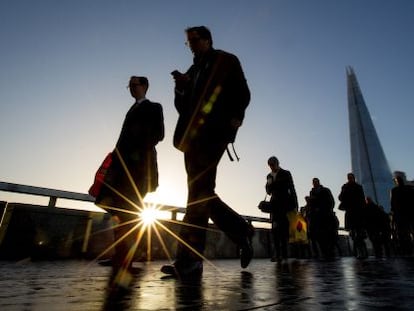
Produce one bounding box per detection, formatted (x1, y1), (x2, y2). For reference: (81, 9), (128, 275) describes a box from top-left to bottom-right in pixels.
(346, 67), (394, 213)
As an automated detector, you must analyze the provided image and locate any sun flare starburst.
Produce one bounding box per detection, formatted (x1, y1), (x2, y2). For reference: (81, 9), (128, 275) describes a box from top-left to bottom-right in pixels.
(139, 206), (159, 226)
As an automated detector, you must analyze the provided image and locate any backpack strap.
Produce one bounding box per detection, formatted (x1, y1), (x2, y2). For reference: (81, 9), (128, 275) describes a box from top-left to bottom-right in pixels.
(226, 143), (240, 162)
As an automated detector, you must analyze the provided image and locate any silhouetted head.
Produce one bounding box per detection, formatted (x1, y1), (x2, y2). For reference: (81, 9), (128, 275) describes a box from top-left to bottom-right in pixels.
(128, 76), (148, 100)
(312, 177), (320, 188)
(394, 175), (405, 186)
(185, 26), (213, 56)
(268, 156), (279, 171)
(347, 173), (356, 183)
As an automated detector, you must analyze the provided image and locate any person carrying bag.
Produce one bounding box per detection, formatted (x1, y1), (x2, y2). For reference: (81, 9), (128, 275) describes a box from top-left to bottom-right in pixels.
(265, 156), (299, 261)
(258, 194), (273, 213)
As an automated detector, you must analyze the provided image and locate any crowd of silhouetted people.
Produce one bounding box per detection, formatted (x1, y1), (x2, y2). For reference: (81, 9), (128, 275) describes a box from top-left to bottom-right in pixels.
(285, 173), (414, 260)
(90, 24), (413, 288)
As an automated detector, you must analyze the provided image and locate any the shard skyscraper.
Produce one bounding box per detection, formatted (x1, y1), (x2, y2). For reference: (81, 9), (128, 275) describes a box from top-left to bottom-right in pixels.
(346, 66), (394, 213)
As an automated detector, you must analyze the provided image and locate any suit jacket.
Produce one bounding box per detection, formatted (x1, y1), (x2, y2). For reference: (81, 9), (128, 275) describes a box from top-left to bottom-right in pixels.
(266, 168), (298, 216)
(309, 185), (335, 214)
(96, 99), (164, 208)
(173, 48), (250, 152)
(391, 184), (414, 220)
(338, 182), (365, 212)
(338, 181), (366, 229)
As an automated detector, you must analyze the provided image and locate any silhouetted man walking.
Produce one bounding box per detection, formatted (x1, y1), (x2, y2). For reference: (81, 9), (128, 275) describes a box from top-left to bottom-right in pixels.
(266, 156), (298, 261)
(161, 26), (253, 278)
(95, 76), (164, 285)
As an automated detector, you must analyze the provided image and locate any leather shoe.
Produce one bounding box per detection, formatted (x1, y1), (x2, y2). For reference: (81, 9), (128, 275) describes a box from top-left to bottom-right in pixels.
(240, 236), (253, 268)
(161, 260), (203, 278)
(240, 224), (254, 268)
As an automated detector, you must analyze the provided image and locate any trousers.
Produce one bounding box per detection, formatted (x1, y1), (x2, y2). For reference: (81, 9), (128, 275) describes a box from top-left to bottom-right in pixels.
(176, 142), (250, 261)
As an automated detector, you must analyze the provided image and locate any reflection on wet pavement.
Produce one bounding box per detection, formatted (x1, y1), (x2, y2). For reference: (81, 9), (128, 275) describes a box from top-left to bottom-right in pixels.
(1, 257), (413, 310)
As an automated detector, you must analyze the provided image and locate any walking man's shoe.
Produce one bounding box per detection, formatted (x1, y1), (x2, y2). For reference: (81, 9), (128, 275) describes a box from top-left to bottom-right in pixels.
(240, 236), (254, 268)
(161, 260), (203, 279)
(240, 225), (254, 268)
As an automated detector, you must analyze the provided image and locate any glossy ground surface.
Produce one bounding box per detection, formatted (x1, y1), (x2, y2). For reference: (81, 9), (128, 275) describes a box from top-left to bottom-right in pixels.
(1, 257), (413, 310)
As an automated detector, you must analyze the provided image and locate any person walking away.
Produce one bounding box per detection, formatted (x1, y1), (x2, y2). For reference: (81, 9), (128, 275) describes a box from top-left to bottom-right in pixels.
(266, 156), (298, 262)
(338, 173), (368, 259)
(308, 177), (337, 259)
(365, 197), (391, 258)
(391, 176), (414, 256)
(299, 196), (313, 258)
(161, 26), (253, 278)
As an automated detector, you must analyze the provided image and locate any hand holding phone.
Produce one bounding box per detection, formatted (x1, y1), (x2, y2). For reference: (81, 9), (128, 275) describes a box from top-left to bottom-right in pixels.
(171, 70), (189, 91)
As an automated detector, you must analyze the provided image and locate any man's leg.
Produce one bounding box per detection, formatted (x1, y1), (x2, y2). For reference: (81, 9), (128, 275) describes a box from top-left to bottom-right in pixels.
(176, 201), (210, 262)
(112, 212), (139, 268)
(209, 197), (253, 242)
(209, 197), (254, 268)
(162, 143), (253, 276)
(106, 178), (148, 289)
(272, 221), (281, 260)
(161, 149), (212, 277)
(178, 148), (217, 259)
(280, 216), (289, 259)
(199, 144), (254, 267)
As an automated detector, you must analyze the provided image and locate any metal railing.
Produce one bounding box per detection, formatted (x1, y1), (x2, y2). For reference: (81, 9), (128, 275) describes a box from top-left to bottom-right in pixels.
(0, 181), (270, 224)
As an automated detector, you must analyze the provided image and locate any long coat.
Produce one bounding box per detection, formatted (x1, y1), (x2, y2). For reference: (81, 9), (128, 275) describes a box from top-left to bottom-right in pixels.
(338, 181), (366, 230)
(96, 99), (164, 211)
(309, 185), (336, 238)
(266, 168), (298, 217)
(391, 184), (414, 227)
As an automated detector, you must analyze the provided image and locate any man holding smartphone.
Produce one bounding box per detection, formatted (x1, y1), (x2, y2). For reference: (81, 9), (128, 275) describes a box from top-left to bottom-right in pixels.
(161, 26), (253, 278)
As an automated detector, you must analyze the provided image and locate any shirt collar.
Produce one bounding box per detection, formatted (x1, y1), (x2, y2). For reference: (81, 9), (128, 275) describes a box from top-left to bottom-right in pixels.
(135, 97), (147, 105)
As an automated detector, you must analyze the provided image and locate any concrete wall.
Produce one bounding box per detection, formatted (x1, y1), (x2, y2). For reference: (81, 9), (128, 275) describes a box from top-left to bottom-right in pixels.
(0, 203), (123, 260)
(0, 202), (353, 261)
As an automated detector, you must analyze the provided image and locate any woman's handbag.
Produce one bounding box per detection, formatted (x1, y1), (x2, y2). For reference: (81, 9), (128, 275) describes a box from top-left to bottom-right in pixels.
(88, 152), (113, 198)
(258, 195), (273, 213)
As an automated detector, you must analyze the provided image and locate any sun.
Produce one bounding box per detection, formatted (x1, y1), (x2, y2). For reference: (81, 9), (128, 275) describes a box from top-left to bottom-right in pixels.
(139, 206), (159, 226)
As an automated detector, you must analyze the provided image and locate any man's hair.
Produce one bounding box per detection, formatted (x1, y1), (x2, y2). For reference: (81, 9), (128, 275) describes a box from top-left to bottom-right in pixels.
(347, 173), (355, 182)
(129, 76), (149, 87)
(313, 177), (320, 184)
(268, 156), (279, 166)
(395, 175), (405, 186)
(186, 26), (213, 46)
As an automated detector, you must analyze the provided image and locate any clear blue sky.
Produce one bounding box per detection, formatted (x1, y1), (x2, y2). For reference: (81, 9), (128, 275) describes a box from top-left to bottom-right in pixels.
(1, 1), (413, 226)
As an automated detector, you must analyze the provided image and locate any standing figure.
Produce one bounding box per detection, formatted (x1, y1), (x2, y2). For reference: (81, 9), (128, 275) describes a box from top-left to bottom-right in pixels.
(95, 76), (164, 283)
(300, 196), (314, 258)
(308, 177), (338, 259)
(161, 26), (253, 278)
(365, 197), (391, 258)
(391, 176), (414, 255)
(338, 173), (368, 258)
(266, 156), (298, 262)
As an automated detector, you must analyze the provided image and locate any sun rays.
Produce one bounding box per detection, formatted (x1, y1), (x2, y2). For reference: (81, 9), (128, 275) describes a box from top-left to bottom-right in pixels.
(139, 205), (158, 226)
(87, 147), (226, 283)
(90, 200), (223, 274)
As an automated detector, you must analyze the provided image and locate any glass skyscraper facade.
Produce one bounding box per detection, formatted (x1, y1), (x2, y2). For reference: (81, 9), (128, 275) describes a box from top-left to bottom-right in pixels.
(346, 66), (394, 213)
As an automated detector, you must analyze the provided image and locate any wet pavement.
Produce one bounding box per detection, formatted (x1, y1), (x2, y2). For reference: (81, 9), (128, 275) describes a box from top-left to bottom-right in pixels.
(1, 257), (414, 310)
